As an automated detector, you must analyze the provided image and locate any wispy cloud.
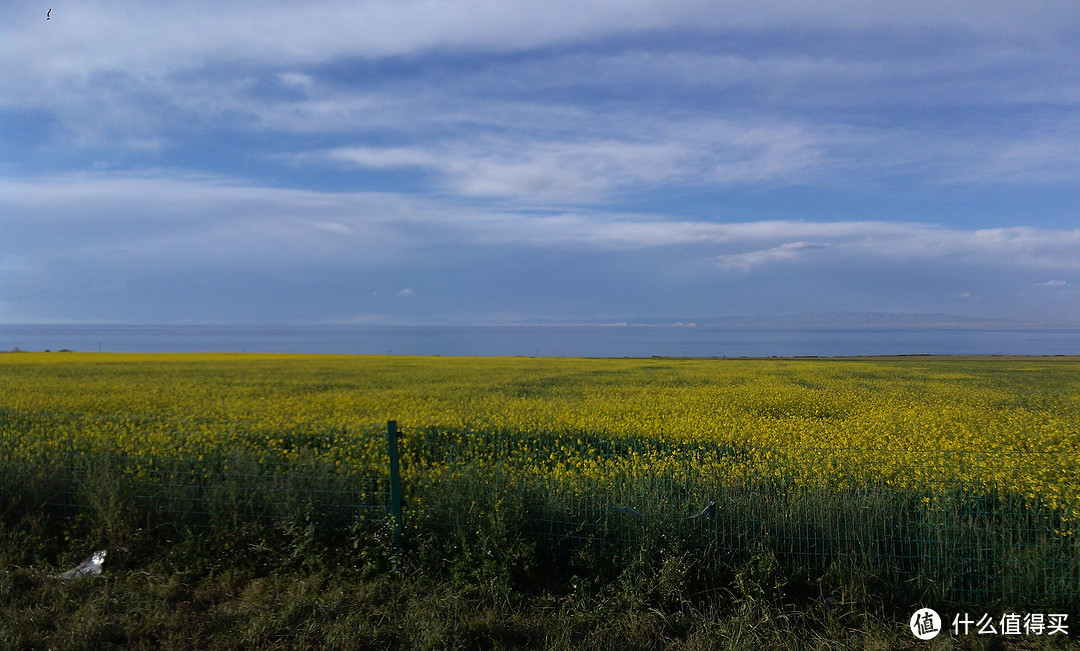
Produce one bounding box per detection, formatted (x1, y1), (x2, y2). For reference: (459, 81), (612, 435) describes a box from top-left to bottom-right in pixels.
(313, 117), (852, 202)
(714, 242), (830, 272)
(6, 171), (1080, 271)
(7, 0), (1072, 79)
(3, 1), (1078, 324)
(6, 0), (1078, 192)
(4, 171), (1079, 323)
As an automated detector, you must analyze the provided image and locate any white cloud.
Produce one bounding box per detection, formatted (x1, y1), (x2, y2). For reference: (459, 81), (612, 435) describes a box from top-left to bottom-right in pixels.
(3, 1), (1078, 325)
(714, 242), (830, 272)
(327, 147), (440, 170)
(5, 0), (1077, 200)
(277, 72), (314, 89)
(6, 1), (1073, 116)
(314, 118), (847, 202)
(6, 172), (1080, 269)
(5, 0), (1070, 83)
(4, 171), (1080, 323)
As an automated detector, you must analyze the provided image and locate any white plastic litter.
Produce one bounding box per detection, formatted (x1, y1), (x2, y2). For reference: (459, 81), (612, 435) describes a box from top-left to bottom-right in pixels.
(53, 550), (106, 580)
(688, 501), (717, 520)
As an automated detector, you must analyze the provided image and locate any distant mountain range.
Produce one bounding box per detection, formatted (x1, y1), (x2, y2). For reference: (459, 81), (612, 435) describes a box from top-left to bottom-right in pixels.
(515, 312), (1046, 328)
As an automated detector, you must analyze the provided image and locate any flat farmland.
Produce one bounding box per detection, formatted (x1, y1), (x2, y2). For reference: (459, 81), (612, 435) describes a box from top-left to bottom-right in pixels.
(4, 353), (1080, 649)
(3, 353), (1078, 498)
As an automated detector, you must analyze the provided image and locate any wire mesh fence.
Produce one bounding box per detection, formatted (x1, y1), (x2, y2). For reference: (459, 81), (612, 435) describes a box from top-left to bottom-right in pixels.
(2, 412), (1077, 608)
(1, 410), (392, 531)
(407, 427), (1080, 608)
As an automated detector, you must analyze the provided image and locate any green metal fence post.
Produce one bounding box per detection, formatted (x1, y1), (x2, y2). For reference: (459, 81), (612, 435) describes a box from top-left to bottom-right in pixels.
(387, 420), (404, 553)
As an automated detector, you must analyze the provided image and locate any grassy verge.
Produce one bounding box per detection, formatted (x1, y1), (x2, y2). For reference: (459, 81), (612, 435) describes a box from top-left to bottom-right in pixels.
(2, 502), (1077, 650)
(2, 434), (1078, 648)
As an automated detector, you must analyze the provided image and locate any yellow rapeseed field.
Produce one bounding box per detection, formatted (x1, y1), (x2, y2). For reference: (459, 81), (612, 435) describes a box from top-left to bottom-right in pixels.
(2, 353), (1078, 511)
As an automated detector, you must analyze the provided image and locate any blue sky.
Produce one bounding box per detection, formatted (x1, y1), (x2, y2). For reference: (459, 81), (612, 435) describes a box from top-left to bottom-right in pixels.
(3, 0), (1079, 325)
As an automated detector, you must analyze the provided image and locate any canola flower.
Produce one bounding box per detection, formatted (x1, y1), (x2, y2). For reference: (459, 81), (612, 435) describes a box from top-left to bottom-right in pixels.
(1, 353), (1078, 516)
(5, 352), (1077, 605)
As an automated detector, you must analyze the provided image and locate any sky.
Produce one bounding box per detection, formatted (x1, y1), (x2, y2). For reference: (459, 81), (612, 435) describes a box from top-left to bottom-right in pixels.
(3, 0), (1079, 325)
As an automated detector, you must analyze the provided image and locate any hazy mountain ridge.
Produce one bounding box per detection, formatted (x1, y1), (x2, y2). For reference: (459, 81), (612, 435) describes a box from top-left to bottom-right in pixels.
(516, 312), (1043, 328)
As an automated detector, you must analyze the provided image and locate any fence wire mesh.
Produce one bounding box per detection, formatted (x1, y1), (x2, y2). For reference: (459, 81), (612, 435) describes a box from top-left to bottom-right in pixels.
(1, 411), (391, 530)
(407, 427), (1080, 608)
(2, 413), (1077, 608)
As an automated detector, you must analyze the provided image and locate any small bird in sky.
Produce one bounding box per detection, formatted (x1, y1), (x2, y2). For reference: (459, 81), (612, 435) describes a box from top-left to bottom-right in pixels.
(46, 8), (52, 20)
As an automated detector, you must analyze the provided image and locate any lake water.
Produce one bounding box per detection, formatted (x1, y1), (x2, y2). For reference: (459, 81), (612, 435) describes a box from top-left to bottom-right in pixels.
(3, 324), (1080, 357)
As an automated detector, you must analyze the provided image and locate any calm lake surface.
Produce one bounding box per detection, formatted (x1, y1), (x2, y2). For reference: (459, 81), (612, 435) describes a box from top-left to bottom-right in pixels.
(3, 324), (1080, 357)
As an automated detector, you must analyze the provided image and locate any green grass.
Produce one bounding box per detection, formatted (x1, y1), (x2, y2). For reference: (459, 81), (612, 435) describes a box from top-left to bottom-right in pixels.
(3, 506), (1077, 650)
